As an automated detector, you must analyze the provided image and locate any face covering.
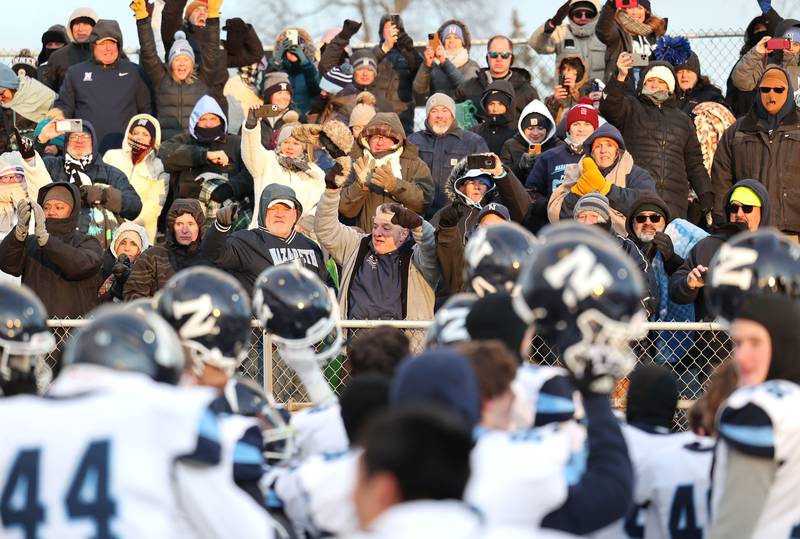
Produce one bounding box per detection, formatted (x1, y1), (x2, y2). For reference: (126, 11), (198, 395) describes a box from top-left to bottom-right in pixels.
(194, 124), (225, 144)
(642, 86), (670, 106)
(129, 139), (152, 165)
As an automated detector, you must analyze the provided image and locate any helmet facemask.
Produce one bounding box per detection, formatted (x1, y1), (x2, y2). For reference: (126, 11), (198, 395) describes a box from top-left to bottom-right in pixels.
(0, 332), (56, 394)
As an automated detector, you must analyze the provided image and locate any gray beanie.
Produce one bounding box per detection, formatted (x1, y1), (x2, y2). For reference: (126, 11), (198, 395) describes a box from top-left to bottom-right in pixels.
(574, 192), (610, 222)
(168, 31), (195, 65)
(276, 122), (301, 147)
(426, 92), (456, 119)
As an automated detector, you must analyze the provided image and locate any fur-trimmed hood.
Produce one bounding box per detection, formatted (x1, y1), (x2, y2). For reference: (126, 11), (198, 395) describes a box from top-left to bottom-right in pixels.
(274, 27), (316, 62)
(443, 157), (498, 208)
(435, 19), (473, 50)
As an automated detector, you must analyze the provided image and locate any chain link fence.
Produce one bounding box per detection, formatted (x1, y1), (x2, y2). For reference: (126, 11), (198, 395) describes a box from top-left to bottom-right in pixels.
(46, 319), (730, 429)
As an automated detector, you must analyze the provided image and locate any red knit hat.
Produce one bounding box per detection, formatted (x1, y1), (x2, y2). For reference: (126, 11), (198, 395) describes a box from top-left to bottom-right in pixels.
(566, 98), (599, 130)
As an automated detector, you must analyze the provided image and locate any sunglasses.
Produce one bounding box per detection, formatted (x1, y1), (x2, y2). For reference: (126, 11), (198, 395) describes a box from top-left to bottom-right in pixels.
(727, 203), (756, 214)
(759, 86), (786, 94)
(487, 51), (512, 59)
(634, 214), (663, 224)
(571, 9), (595, 18)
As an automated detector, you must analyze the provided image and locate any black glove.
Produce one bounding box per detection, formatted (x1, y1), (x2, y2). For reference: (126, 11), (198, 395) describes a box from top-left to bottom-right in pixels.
(216, 204), (238, 228)
(651, 231), (674, 261)
(548, 0), (572, 30)
(210, 182), (234, 203)
(340, 19), (362, 40)
(698, 191), (714, 213)
(396, 31), (414, 51)
(438, 204), (462, 228)
(14, 128), (34, 160)
(245, 106), (259, 130)
(324, 163), (344, 190)
(223, 17), (248, 50)
(79, 184), (105, 206)
(112, 253), (131, 277)
(388, 203), (423, 229)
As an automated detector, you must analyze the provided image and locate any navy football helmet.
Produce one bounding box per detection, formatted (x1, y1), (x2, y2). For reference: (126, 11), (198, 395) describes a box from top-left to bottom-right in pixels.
(252, 264), (342, 364)
(707, 228), (800, 323)
(463, 221), (538, 297)
(157, 267), (252, 377)
(62, 305), (185, 384)
(0, 283), (55, 394)
(424, 293), (477, 349)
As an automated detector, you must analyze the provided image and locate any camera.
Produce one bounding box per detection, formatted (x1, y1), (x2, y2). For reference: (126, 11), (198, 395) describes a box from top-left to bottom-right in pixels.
(467, 154), (496, 170)
(55, 119), (83, 133)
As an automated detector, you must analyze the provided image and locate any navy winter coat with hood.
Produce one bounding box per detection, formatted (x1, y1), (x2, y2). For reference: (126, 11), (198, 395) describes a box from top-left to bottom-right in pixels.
(500, 99), (563, 182)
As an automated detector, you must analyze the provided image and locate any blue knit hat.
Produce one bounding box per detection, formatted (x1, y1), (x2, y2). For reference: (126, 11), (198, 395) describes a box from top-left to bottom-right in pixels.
(0, 63), (19, 91)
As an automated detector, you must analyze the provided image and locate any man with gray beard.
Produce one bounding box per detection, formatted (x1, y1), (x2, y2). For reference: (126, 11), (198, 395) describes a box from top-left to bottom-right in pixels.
(408, 93), (488, 218)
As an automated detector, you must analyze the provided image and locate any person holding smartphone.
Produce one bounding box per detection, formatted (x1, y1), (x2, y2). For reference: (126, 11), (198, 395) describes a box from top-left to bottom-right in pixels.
(413, 20), (481, 100)
(731, 20), (800, 95)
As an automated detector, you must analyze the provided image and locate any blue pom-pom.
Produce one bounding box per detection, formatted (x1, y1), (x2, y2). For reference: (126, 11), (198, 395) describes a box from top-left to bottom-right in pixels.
(174, 30), (186, 41)
(653, 35), (692, 66)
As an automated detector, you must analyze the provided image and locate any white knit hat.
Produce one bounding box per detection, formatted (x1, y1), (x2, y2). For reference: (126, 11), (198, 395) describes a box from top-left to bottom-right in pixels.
(643, 65), (675, 94)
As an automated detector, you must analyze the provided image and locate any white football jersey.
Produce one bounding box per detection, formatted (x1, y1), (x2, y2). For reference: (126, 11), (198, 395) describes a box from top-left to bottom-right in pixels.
(465, 425), (570, 527)
(712, 380), (800, 537)
(290, 403), (349, 461)
(0, 367), (219, 539)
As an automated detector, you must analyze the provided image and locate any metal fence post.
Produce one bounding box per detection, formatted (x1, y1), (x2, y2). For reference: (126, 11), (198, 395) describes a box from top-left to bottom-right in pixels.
(263, 329), (274, 396)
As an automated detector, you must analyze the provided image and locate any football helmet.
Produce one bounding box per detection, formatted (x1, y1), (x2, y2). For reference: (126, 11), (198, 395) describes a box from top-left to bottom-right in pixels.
(220, 377), (295, 464)
(0, 283), (55, 393)
(62, 305), (185, 384)
(252, 264), (343, 364)
(463, 221), (538, 297)
(512, 224), (647, 392)
(424, 293), (477, 349)
(157, 267), (252, 377)
(706, 228), (800, 323)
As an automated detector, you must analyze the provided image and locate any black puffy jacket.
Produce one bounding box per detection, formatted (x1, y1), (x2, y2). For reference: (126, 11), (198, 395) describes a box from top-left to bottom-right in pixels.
(599, 65), (711, 220)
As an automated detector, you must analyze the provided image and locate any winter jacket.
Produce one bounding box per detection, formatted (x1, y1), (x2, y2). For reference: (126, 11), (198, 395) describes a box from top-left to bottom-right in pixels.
(53, 20), (153, 153)
(676, 80), (726, 116)
(202, 186), (326, 294)
(544, 56), (592, 123)
(412, 19), (481, 100)
(124, 198), (209, 299)
(102, 114), (168, 242)
(526, 140), (584, 197)
(472, 114), (516, 156)
(599, 68), (711, 220)
(159, 95), (252, 202)
(432, 160), (531, 296)
(98, 221), (150, 303)
(240, 120), (325, 231)
(731, 18), (800, 93)
(0, 182), (102, 317)
(340, 113), (435, 232)
(711, 67), (800, 233)
(595, 1), (667, 84)
(528, 0), (607, 83)
(549, 123), (657, 235)
(38, 8), (97, 92)
(500, 99), (562, 182)
(455, 68), (540, 124)
(337, 49), (405, 117)
(407, 121), (489, 218)
(376, 14), (422, 134)
(44, 121), (143, 248)
(669, 178), (771, 321)
(268, 28), (321, 115)
(2, 75), (56, 123)
(137, 16), (220, 141)
(315, 188), (438, 321)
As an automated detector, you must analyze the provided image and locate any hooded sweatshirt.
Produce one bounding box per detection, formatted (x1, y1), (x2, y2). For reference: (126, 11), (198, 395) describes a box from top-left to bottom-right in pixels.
(471, 80), (518, 155)
(2, 74), (56, 123)
(124, 198), (209, 299)
(39, 8), (98, 91)
(501, 98), (562, 181)
(53, 19), (153, 153)
(0, 182), (103, 317)
(201, 184), (326, 294)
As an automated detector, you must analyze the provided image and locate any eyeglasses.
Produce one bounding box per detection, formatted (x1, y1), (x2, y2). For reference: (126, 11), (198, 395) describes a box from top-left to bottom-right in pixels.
(68, 133), (91, 141)
(634, 214), (663, 224)
(727, 203), (756, 214)
(487, 51), (512, 59)
(759, 86), (786, 94)
(571, 9), (595, 19)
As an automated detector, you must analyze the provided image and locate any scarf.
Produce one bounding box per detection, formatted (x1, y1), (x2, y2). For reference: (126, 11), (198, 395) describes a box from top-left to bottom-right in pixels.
(363, 147), (403, 180)
(64, 153), (94, 186)
(617, 11), (654, 37)
(129, 139), (153, 165)
(444, 48), (470, 69)
(641, 87), (670, 106)
(569, 19), (598, 38)
(277, 152), (310, 173)
(194, 124), (225, 144)
(564, 133), (585, 155)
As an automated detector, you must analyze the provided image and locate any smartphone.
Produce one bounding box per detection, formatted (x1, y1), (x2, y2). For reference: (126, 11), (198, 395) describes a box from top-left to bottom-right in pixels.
(559, 74), (566, 87)
(254, 104), (282, 119)
(615, 0), (638, 8)
(766, 37), (792, 51)
(631, 53), (650, 67)
(528, 144), (542, 156)
(56, 119), (83, 133)
(389, 14), (400, 26)
(467, 154), (496, 170)
(428, 33), (441, 51)
(285, 29), (299, 46)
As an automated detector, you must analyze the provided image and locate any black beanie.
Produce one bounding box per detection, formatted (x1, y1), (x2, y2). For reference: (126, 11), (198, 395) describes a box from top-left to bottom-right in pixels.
(520, 112), (552, 132)
(626, 364), (678, 430)
(339, 373), (391, 444)
(736, 295), (800, 385)
(465, 292), (529, 364)
(129, 117), (157, 143)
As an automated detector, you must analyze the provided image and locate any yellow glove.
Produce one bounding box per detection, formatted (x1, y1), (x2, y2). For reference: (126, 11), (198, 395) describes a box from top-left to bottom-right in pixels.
(207, 0), (223, 18)
(129, 0), (149, 20)
(575, 158), (612, 195)
(571, 182), (589, 196)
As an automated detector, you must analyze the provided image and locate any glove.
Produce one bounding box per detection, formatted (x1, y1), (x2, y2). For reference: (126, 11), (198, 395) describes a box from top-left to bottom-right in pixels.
(112, 253), (131, 277)
(388, 203), (423, 229)
(396, 31), (414, 51)
(15, 128), (35, 160)
(548, 0), (572, 29)
(288, 44), (308, 64)
(438, 204), (462, 228)
(371, 163), (398, 193)
(129, 0), (149, 20)
(572, 158), (611, 196)
(698, 191), (714, 214)
(651, 231), (674, 261)
(291, 124), (323, 146)
(757, 0), (772, 14)
(245, 106), (259, 130)
(14, 198), (31, 241)
(339, 19), (362, 40)
(353, 155), (375, 189)
(210, 182), (234, 203)
(517, 152), (537, 171)
(216, 204), (238, 227)
(276, 38), (292, 59)
(207, 0), (222, 18)
(223, 18), (247, 50)
(79, 184), (105, 206)
(564, 345), (634, 396)
(324, 163), (347, 190)
(280, 346), (336, 406)
(31, 200), (48, 247)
